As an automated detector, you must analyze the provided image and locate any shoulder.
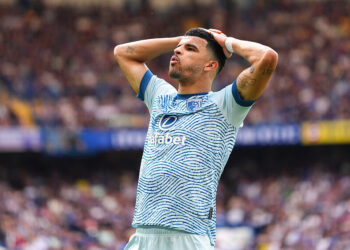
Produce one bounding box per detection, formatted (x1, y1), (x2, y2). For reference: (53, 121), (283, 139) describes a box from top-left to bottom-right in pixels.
(210, 80), (254, 107)
(138, 70), (177, 101)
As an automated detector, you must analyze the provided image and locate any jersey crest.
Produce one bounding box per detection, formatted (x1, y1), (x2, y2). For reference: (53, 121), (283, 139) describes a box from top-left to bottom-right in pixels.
(186, 98), (202, 112)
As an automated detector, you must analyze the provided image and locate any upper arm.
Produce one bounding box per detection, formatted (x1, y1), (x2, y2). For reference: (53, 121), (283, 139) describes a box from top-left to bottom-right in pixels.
(237, 49), (278, 101)
(213, 81), (254, 128)
(114, 45), (147, 93)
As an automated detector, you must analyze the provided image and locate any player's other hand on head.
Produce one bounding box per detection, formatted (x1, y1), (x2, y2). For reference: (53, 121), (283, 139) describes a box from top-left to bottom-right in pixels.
(208, 28), (232, 59)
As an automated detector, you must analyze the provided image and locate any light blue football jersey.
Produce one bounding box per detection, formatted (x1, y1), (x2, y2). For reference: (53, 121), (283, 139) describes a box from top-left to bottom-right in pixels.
(132, 69), (254, 246)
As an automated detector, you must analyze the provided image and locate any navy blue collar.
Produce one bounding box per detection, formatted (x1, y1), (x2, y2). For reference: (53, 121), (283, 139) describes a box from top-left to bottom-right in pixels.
(176, 92), (209, 100)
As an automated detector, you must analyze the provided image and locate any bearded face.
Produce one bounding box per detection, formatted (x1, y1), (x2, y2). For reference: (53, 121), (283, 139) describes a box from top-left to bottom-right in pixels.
(168, 36), (210, 84)
(169, 59), (202, 82)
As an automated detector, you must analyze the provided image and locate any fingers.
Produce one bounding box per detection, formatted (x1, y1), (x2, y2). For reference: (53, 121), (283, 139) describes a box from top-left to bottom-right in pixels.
(207, 28), (232, 58)
(208, 28), (222, 34)
(210, 32), (227, 44)
(209, 30), (227, 40)
(200, 28), (210, 33)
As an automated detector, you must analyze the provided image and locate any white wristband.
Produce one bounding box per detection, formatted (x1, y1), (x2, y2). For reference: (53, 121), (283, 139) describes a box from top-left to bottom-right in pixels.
(225, 37), (235, 53)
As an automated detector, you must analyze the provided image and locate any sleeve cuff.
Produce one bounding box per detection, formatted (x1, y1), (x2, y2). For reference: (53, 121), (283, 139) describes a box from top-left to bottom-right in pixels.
(232, 79), (255, 107)
(137, 70), (153, 101)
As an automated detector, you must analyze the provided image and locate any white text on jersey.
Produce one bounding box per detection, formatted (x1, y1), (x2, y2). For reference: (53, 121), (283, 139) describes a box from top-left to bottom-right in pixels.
(148, 133), (186, 146)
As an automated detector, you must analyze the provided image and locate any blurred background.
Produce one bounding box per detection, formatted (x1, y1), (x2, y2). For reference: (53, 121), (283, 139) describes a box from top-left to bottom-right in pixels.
(0, 0), (350, 249)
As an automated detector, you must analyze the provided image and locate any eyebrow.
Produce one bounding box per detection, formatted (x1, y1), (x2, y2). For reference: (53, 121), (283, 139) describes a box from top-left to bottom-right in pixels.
(176, 43), (199, 51)
(186, 44), (198, 51)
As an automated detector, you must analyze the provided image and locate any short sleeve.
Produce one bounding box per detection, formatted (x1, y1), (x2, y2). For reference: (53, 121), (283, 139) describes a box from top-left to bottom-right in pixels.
(137, 69), (177, 112)
(212, 79), (255, 128)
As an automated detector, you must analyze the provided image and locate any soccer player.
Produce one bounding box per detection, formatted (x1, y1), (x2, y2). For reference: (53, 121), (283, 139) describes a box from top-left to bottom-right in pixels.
(114, 28), (278, 250)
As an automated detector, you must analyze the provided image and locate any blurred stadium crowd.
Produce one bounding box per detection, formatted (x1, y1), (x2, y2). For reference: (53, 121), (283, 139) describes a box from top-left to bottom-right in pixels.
(1, 152), (350, 250)
(0, 168), (137, 250)
(0, 0), (349, 128)
(1, 1), (350, 250)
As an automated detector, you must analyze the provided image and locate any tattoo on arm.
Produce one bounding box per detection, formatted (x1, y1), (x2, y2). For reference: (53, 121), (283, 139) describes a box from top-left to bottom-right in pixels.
(126, 46), (135, 54)
(238, 74), (257, 90)
(261, 68), (274, 75)
(261, 62), (275, 75)
(250, 66), (255, 74)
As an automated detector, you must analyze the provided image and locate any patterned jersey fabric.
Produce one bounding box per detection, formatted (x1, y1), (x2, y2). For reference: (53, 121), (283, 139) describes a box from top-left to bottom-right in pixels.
(132, 69), (254, 245)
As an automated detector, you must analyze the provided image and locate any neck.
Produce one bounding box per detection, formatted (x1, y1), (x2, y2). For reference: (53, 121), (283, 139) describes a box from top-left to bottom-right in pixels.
(177, 76), (212, 94)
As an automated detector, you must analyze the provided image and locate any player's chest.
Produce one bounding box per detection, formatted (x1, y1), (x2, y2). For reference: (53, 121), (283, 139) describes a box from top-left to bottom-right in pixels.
(150, 98), (227, 135)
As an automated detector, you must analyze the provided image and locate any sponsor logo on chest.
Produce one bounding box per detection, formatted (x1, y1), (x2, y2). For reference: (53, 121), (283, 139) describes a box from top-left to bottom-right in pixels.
(148, 132), (186, 146)
(149, 115), (186, 146)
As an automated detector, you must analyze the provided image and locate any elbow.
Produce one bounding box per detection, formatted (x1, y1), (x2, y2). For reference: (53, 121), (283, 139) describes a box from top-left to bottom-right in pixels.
(262, 49), (278, 68)
(113, 44), (125, 62)
(113, 45), (121, 61)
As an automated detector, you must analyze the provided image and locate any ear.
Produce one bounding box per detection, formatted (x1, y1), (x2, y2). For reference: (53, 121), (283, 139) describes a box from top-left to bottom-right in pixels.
(203, 60), (218, 73)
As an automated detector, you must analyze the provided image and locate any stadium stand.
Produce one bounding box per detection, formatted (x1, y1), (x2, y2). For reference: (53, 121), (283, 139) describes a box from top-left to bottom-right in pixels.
(0, 146), (349, 249)
(0, 0), (349, 128)
(0, 0), (349, 249)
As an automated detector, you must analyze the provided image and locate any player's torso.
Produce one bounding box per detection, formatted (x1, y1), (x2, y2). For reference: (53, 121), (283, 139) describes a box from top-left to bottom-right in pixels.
(134, 92), (238, 237)
(143, 93), (236, 176)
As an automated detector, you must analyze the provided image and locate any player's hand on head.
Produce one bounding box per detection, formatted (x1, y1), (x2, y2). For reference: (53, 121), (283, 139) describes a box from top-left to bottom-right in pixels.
(208, 29), (232, 59)
(208, 28), (222, 34)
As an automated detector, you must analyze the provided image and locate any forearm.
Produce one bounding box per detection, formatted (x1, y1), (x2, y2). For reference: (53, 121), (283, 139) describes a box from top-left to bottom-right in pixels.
(114, 37), (182, 63)
(229, 38), (276, 66)
(113, 36), (182, 93)
(230, 38), (278, 100)
(209, 28), (278, 100)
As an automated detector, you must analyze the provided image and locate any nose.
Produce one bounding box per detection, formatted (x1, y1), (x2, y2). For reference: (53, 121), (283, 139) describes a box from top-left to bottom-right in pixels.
(174, 46), (182, 55)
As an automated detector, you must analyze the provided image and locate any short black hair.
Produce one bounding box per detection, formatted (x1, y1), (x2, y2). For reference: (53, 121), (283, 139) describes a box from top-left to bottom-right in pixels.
(185, 28), (226, 74)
